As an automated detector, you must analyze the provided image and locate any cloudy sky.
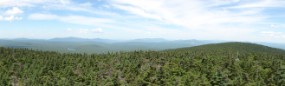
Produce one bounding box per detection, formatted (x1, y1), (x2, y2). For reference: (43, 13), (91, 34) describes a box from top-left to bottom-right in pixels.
(0, 0), (285, 43)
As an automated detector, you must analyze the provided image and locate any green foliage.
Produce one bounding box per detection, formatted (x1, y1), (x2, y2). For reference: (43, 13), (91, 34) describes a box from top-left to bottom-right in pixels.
(0, 42), (285, 85)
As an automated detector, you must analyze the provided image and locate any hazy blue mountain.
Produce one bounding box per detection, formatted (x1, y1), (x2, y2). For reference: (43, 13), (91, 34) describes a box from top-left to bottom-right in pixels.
(50, 37), (119, 43)
(259, 42), (285, 50)
(128, 38), (168, 43)
(50, 37), (91, 42)
(0, 38), (214, 53)
(1, 37), (284, 53)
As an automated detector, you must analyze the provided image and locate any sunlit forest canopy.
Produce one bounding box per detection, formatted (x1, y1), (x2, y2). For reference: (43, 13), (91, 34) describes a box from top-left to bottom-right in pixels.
(1, 42), (285, 85)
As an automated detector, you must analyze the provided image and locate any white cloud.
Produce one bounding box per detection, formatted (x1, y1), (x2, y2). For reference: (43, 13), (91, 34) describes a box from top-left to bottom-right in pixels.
(0, 7), (23, 21)
(92, 28), (103, 33)
(112, 4), (162, 20)
(270, 24), (278, 28)
(268, 24), (285, 29)
(232, 0), (285, 8)
(4, 7), (23, 15)
(66, 28), (104, 34)
(0, 16), (3, 20)
(29, 13), (114, 26)
(111, 0), (265, 29)
(260, 31), (285, 43)
(0, 0), (43, 8)
(1, 0), (284, 43)
(61, 15), (113, 26)
(261, 31), (285, 38)
(107, 0), (285, 43)
(78, 28), (103, 34)
(0, 0), (116, 17)
(59, 0), (71, 5)
(3, 15), (22, 21)
(28, 13), (58, 20)
(0, 0), (64, 7)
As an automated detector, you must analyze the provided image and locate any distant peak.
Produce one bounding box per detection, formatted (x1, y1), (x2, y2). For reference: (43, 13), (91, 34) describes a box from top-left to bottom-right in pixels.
(130, 38), (168, 42)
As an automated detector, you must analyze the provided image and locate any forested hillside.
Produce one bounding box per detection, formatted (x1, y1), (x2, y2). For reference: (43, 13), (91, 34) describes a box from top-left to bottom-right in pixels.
(1, 42), (285, 85)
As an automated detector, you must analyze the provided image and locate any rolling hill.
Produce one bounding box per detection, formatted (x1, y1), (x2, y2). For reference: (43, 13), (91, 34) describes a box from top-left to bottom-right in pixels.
(171, 42), (285, 54)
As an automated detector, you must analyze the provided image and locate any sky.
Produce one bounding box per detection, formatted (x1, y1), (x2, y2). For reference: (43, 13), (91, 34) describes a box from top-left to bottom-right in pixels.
(0, 0), (285, 43)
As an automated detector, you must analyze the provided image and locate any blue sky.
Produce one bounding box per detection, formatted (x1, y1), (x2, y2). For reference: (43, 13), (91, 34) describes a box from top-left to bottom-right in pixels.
(0, 0), (285, 43)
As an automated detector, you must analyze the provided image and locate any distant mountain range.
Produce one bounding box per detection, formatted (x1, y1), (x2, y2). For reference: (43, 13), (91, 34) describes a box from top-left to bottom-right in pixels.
(49, 37), (119, 43)
(0, 37), (284, 53)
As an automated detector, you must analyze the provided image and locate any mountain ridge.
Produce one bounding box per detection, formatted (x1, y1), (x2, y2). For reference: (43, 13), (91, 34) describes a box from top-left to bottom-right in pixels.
(169, 42), (285, 55)
(0, 38), (285, 54)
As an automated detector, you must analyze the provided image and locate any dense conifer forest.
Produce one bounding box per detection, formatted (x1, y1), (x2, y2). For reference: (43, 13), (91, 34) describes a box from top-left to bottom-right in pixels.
(1, 42), (285, 85)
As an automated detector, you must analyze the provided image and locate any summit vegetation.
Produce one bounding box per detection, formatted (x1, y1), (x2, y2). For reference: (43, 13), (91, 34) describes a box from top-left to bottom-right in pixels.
(0, 42), (285, 85)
